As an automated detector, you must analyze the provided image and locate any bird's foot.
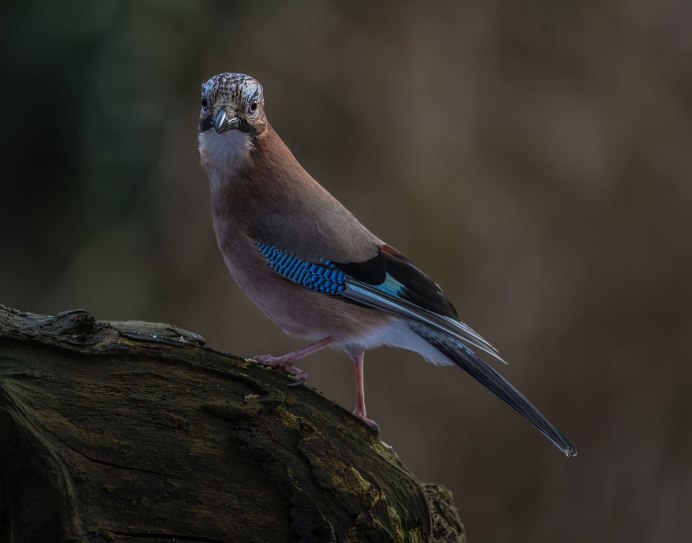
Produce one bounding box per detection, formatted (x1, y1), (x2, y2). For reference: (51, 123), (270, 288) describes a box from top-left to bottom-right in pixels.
(252, 354), (308, 386)
(353, 409), (380, 434)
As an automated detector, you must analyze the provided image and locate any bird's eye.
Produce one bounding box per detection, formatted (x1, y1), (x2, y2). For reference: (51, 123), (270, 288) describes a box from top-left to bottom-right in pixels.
(248, 101), (258, 115)
(201, 97), (208, 110)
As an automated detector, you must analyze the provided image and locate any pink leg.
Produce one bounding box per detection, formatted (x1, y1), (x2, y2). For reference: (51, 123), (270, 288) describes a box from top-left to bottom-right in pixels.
(253, 337), (334, 385)
(351, 351), (379, 433)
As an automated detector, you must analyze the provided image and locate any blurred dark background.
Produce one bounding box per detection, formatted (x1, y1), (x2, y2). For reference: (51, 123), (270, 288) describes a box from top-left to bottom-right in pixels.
(2, 1), (691, 541)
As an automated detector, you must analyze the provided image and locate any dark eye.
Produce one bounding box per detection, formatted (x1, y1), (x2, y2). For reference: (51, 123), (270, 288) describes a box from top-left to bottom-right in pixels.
(248, 101), (258, 115)
(201, 97), (208, 110)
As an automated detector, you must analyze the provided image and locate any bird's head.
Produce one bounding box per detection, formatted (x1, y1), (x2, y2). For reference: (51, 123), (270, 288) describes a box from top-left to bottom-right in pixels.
(199, 73), (267, 138)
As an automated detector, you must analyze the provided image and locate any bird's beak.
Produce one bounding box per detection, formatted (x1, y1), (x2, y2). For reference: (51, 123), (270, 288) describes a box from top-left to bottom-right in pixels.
(214, 110), (240, 134)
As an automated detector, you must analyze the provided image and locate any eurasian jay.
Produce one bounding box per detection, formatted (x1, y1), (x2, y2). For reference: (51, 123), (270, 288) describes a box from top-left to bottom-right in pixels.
(198, 72), (576, 457)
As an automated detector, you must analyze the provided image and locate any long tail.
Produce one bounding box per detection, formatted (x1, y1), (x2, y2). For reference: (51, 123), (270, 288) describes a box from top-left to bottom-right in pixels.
(409, 322), (577, 457)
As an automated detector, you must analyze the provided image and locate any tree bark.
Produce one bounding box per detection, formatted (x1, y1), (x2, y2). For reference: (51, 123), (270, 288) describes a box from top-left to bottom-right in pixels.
(0, 304), (465, 543)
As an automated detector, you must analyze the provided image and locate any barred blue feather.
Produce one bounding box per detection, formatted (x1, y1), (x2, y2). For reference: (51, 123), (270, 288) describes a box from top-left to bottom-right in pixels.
(257, 242), (346, 296)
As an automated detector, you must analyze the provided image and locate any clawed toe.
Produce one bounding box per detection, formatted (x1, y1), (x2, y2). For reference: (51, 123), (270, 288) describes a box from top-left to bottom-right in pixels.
(286, 374), (307, 387)
(283, 365), (308, 386)
(252, 354), (283, 366)
(353, 410), (380, 434)
(251, 355), (308, 385)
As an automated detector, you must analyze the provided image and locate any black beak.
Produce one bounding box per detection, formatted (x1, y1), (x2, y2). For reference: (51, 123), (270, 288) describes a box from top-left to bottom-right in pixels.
(214, 110), (240, 134)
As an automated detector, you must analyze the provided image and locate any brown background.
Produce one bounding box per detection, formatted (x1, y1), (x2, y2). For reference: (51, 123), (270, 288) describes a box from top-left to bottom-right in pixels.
(2, 1), (690, 541)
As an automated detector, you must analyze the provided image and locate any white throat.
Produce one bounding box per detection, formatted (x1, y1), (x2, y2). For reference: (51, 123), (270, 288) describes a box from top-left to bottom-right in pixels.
(198, 130), (252, 184)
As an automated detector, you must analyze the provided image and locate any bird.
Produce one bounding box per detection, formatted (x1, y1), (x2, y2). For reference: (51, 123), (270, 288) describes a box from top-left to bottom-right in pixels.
(197, 72), (576, 457)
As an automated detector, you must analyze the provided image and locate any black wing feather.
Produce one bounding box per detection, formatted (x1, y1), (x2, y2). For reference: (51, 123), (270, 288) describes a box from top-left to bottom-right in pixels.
(335, 244), (458, 319)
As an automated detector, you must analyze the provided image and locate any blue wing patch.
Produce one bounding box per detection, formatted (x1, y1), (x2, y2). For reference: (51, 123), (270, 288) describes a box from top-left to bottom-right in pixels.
(256, 242), (346, 296)
(376, 274), (405, 298)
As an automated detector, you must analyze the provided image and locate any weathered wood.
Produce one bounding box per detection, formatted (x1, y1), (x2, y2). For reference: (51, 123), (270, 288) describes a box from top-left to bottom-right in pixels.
(0, 304), (465, 543)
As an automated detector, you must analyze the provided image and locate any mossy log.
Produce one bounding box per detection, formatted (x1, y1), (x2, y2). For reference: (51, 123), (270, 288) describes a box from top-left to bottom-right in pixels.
(0, 304), (465, 543)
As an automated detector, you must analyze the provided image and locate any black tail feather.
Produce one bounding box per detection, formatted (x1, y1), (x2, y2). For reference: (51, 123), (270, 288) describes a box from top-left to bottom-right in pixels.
(411, 323), (577, 457)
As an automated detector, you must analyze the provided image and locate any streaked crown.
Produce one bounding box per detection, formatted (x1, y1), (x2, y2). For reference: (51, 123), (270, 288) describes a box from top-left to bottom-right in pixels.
(199, 73), (267, 136)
